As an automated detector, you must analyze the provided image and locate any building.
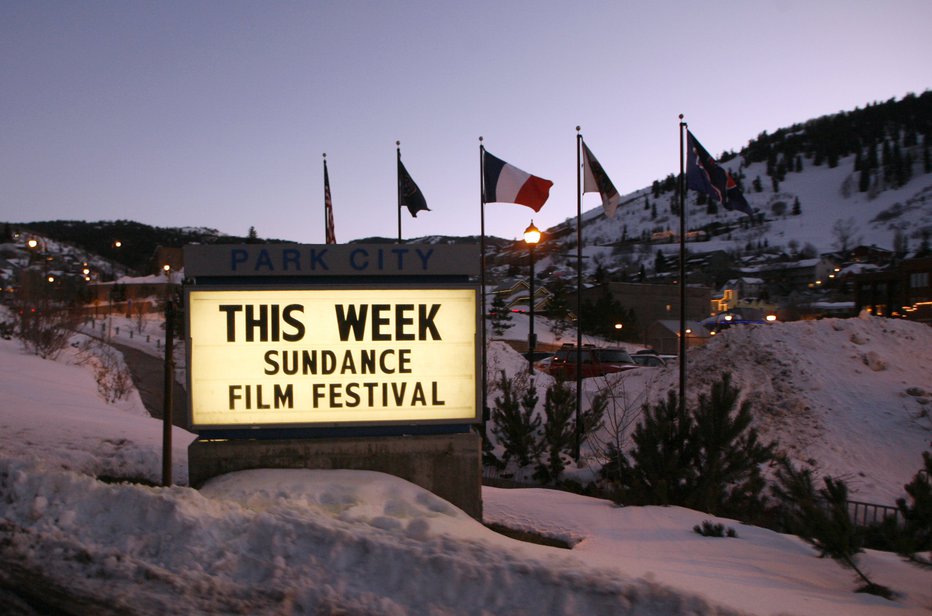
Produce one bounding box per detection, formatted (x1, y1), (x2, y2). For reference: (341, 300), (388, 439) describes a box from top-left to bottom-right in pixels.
(491, 277), (552, 312)
(854, 256), (932, 323)
(580, 281), (712, 341)
(645, 320), (711, 355)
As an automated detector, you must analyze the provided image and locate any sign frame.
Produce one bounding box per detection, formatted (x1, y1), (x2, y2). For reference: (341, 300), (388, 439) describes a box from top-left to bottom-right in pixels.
(184, 281), (481, 431)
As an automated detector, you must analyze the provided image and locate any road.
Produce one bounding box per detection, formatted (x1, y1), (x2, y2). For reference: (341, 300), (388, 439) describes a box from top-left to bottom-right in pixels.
(111, 341), (189, 430)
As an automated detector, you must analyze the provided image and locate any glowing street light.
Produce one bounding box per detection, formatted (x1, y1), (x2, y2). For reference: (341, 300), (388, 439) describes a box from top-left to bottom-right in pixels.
(524, 220), (541, 374)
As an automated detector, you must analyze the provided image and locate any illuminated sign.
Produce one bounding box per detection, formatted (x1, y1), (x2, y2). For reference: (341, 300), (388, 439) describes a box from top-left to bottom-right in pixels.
(187, 286), (478, 428)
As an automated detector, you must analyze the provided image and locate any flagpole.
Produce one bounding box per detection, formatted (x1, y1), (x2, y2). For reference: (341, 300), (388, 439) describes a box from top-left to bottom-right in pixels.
(574, 127), (583, 463)
(678, 115), (687, 414)
(479, 137), (488, 433)
(396, 141), (403, 244)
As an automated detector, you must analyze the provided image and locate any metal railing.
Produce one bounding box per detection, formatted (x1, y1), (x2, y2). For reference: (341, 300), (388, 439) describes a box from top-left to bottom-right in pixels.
(846, 499), (901, 527)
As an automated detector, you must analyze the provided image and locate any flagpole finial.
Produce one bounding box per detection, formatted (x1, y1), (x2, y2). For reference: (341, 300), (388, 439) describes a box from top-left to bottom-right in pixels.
(576, 125), (581, 133)
(323, 152), (327, 159)
(396, 140), (400, 147)
(479, 136), (483, 143)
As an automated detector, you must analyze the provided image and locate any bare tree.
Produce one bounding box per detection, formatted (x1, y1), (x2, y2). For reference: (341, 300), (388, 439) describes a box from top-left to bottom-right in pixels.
(13, 270), (81, 359)
(831, 218), (861, 253)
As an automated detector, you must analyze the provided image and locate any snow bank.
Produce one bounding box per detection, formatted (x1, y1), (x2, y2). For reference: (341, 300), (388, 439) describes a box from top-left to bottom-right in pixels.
(653, 314), (932, 503)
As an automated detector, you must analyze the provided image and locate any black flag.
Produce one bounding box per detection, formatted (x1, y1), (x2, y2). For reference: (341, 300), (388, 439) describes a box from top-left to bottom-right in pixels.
(398, 159), (430, 217)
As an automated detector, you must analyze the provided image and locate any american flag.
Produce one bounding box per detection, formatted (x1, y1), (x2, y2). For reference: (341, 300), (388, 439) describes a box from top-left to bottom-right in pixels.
(324, 158), (336, 244)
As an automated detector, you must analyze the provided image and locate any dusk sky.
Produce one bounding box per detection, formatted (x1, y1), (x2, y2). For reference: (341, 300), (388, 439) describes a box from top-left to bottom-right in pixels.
(2, 1), (930, 244)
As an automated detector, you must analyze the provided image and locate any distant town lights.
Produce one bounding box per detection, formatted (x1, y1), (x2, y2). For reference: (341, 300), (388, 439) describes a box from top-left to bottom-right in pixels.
(766, 315), (778, 322)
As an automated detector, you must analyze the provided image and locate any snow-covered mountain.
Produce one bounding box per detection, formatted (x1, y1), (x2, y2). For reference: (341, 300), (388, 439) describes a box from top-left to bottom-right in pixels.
(520, 94), (932, 282)
(566, 148), (931, 265)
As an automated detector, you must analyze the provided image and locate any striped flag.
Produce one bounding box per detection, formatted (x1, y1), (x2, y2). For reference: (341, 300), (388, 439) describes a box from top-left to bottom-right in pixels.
(324, 158), (336, 244)
(482, 150), (553, 212)
(581, 141), (622, 219)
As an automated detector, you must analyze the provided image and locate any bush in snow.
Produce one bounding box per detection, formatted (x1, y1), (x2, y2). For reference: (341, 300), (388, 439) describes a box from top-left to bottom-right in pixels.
(599, 373), (774, 521)
(693, 520), (737, 538)
(880, 451), (932, 570)
(773, 458), (893, 599)
(76, 339), (133, 404)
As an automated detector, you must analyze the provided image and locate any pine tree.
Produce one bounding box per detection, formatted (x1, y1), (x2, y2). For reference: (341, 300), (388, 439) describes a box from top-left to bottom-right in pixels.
(489, 371), (540, 468)
(858, 165), (871, 193)
(488, 293), (513, 337)
(923, 136), (931, 173)
(882, 140), (893, 185)
(654, 250), (668, 273)
(773, 460), (892, 598)
(885, 452), (932, 569)
(534, 378), (576, 483)
(792, 197), (802, 215)
(611, 391), (696, 506)
(867, 141), (879, 169)
(545, 278), (572, 338)
(689, 373), (774, 517)
(893, 229), (909, 258)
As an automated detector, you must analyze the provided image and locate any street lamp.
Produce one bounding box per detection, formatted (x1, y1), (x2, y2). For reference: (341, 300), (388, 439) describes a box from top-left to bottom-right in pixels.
(524, 221), (541, 374)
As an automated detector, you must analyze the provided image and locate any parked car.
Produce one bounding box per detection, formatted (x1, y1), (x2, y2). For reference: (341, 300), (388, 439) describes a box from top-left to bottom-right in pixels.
(631, 353), (666, 367)
(541, 345), (638, 379)
(631, 349), (667, 368)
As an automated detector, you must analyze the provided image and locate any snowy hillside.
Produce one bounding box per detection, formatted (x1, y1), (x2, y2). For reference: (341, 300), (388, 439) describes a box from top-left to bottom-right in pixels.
(622, 313), (932, 504)
(580, 152), (932, 258)
(530, 128), (932, 282)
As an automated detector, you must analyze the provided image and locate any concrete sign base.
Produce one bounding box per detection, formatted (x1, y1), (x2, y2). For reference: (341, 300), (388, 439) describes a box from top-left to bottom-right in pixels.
(188, 432), (483, 520)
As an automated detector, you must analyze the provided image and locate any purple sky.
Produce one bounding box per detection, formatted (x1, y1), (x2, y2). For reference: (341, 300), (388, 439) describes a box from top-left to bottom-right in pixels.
(2, 0), (930, 244)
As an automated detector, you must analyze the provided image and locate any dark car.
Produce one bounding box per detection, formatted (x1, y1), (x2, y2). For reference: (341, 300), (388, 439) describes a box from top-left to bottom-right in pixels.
(542, 345), (638, 379)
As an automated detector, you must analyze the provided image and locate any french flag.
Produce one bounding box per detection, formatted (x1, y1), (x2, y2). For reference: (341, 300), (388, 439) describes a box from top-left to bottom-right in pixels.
(483, 150), (553, 212)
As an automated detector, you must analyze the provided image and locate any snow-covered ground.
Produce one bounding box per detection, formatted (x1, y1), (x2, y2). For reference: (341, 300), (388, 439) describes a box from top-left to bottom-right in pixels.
(1, 314), (930, 614)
